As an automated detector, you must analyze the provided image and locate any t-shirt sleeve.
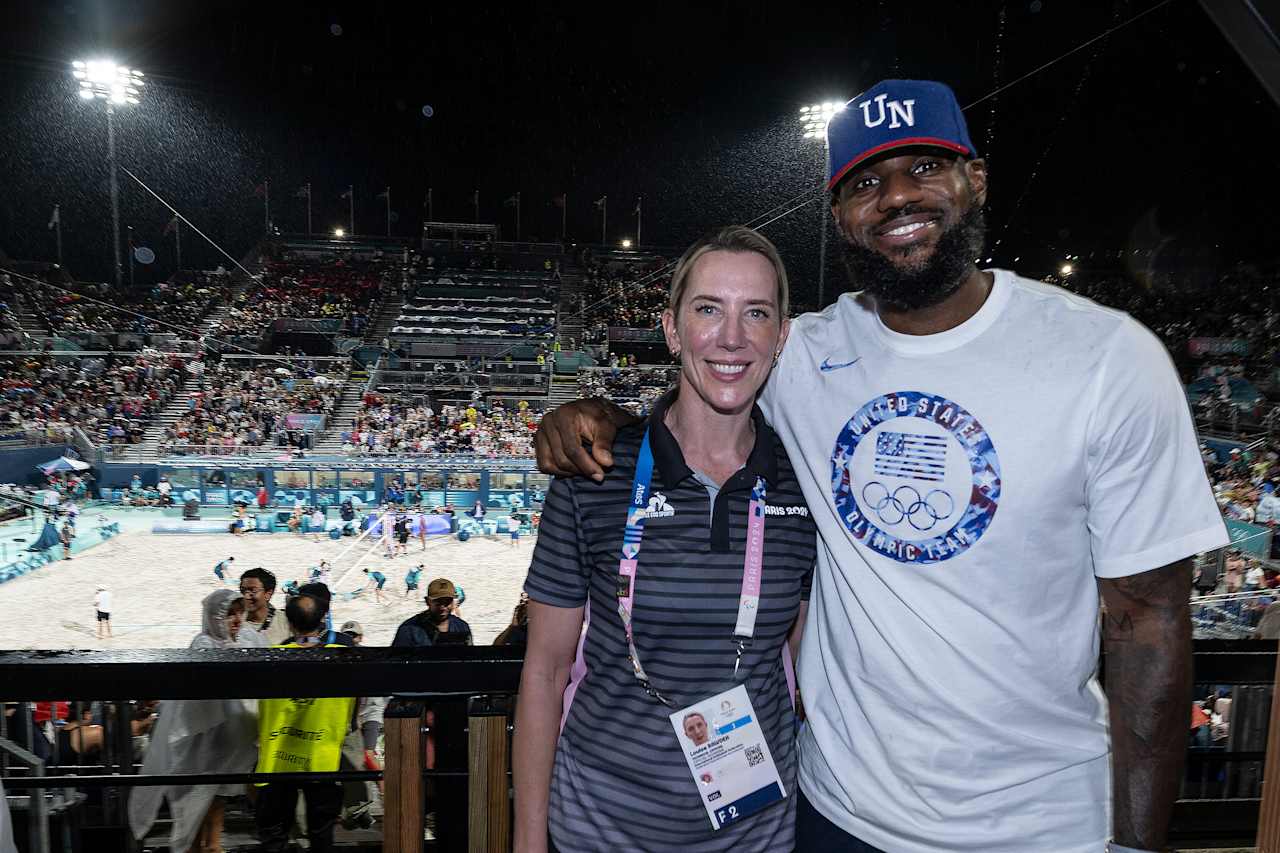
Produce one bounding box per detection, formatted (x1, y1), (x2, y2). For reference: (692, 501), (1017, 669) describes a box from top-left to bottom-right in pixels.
(523, 476), (591, 608)
(1085, 319), (1228, 578)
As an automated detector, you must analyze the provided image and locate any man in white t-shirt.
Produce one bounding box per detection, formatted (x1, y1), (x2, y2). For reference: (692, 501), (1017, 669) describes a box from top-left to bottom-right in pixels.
(534, 79), (1227, 853)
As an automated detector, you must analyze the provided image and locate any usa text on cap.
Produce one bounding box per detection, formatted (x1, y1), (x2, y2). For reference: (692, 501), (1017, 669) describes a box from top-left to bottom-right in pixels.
(826, 79), (976, 191)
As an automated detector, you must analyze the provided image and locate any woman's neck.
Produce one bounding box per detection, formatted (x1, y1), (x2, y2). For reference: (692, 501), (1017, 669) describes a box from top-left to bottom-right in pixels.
(663, 385), (755, 486)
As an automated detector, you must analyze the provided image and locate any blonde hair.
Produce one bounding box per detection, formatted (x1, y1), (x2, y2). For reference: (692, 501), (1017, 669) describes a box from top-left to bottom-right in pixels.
(668, 226), (789, 320)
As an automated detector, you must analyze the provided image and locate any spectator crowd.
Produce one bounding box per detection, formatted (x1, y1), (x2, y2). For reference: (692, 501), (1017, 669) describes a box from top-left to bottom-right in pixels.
(342, 396), (541, 457)
(158, 360), (345, 454)
(0, 352), (183, 445)
(210, 257), (389, 342)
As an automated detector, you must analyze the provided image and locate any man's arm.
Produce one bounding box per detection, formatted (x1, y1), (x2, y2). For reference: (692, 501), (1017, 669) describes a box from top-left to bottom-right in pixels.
(533, 397), (640, 481)
(1099, 559), (1192, 851)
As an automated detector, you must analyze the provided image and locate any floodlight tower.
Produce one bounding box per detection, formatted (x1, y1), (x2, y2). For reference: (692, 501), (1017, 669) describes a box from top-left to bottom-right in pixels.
(799, 101), (842, 309)
(72, 59), (144, 290)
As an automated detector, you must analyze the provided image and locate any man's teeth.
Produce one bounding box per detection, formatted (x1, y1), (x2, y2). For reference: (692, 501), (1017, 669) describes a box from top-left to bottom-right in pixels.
(886, 221), (930, 237)
(709, 363), (747, 375)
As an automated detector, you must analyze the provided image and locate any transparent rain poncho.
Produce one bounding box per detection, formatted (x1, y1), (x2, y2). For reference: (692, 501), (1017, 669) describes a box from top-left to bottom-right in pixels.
(128, 589), (261, 850)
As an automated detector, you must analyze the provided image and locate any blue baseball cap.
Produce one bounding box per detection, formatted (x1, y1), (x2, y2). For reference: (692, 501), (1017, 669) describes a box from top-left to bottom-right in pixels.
(826, 79), (976, 191)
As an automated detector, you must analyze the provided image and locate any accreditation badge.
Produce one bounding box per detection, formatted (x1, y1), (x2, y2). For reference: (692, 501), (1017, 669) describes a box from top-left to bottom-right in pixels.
(669, 684), (786, 830)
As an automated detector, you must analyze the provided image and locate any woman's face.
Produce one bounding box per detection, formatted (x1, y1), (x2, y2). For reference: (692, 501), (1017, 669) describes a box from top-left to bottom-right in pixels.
(226, 603), (244, 640)
(662, 250), (789, 418)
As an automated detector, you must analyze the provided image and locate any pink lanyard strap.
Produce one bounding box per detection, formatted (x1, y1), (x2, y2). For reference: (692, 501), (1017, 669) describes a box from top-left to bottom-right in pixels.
(618, 429), (767, 706)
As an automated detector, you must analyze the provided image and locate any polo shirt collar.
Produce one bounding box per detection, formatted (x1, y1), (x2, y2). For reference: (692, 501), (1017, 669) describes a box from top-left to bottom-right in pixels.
(646, 388), (779, 487)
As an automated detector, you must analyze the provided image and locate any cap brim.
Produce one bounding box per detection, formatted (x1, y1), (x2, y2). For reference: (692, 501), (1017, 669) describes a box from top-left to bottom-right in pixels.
(828, 137), (972, 191)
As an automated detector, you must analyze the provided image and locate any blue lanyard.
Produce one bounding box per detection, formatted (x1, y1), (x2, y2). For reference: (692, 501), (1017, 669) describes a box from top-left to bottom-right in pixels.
(618, 427), (767, 705)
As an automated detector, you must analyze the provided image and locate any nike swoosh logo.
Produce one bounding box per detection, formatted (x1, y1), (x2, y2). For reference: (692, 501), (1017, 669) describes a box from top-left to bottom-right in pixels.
(819, 357), (862, 372)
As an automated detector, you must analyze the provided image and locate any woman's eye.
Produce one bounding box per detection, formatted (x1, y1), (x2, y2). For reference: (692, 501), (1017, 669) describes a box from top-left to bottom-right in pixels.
(747, 309), (770, 320)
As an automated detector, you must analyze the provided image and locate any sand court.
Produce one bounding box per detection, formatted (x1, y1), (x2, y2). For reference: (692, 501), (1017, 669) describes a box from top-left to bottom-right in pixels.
(0, 524), (536, 649)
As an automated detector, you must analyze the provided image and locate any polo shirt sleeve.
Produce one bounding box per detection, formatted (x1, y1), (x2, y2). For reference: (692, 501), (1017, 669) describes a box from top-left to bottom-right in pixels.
(523, 476), (591, 608)
(1085, 318), (1228, 578)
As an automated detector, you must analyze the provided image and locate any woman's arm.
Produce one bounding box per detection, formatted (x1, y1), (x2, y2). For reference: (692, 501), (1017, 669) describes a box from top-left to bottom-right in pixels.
(512, 601), (586, 853)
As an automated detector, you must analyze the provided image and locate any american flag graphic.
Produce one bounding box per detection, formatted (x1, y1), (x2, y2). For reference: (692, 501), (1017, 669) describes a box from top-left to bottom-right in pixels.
(874, 431), (947, 482)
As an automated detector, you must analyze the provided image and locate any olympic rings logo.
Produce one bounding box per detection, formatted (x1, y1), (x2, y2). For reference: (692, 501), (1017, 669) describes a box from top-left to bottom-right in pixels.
(861, 482), (955, 532)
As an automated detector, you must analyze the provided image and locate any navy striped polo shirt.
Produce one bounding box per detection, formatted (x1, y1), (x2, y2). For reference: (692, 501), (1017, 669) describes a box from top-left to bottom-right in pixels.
(524, 391), (817, 852)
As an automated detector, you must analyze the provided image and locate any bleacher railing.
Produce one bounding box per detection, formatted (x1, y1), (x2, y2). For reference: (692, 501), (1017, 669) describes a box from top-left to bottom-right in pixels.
(0, 646), (522, 853)
(0, 643), (1273, 850)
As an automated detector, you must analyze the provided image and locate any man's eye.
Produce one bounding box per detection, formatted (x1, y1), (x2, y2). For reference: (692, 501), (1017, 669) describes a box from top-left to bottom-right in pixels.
(913, 160), (941, 175)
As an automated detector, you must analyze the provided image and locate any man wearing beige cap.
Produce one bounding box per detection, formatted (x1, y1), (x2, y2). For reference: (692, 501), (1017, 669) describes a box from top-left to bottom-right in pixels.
(390, 577), (472, 647)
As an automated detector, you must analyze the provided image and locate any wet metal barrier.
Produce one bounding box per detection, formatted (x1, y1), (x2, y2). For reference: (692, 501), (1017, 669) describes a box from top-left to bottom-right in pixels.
(0, 646), (523, 853)
(2, 642), (1279, 850)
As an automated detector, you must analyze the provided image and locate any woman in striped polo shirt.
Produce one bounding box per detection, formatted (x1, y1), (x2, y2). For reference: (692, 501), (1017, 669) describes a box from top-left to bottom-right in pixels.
(514, 226), (817, 853)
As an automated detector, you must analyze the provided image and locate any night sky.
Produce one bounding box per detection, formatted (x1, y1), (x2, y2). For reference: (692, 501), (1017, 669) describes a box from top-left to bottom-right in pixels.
(0, 0), (1276, 310)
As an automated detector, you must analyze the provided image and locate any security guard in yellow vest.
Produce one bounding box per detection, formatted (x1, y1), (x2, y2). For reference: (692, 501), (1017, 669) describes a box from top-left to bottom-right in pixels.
(254, 584), (355, 853)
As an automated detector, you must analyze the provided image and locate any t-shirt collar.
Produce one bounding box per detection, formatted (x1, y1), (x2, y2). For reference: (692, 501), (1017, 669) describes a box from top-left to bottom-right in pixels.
(646, 388), (779, 487)
(869, 268), (1012, 356)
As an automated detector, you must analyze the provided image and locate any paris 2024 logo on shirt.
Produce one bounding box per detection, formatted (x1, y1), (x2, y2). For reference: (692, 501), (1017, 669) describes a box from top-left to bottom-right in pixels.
(831, 391), (1001, 564)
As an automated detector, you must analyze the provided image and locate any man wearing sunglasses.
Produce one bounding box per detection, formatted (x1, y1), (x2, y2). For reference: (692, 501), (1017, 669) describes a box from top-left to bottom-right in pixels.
(391, 577), (473, 647)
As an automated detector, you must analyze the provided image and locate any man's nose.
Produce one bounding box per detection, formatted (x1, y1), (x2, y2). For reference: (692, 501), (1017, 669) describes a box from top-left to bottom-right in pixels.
(876, 168), (925, 214)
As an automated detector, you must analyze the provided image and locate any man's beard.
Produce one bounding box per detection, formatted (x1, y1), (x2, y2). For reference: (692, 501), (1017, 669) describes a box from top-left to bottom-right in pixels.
(839, 204), (986, 312)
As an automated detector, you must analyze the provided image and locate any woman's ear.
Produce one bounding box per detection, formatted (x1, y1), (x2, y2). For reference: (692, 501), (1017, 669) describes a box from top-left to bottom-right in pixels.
(661, 307), (681, 358)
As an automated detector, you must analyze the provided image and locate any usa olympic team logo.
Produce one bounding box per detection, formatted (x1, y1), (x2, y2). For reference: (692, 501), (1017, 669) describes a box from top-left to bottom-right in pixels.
(831, 391), (1001, 564)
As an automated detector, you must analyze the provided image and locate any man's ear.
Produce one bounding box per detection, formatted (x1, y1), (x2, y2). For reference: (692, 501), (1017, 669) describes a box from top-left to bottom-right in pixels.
(964, 158), (988, 208)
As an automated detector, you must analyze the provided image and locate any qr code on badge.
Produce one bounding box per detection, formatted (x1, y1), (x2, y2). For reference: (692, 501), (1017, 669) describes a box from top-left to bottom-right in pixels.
(745, 745), (765, 767)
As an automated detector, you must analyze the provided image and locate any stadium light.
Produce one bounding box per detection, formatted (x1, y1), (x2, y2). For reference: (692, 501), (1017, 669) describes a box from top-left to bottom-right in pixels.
(1060, 263), (1074, 276)
(799, 101), (842, 139)
(334, 227), (345, 237)
(73, 59), (143, 104)
(73, 58), (144, 291)
(797, 97), (847, 307)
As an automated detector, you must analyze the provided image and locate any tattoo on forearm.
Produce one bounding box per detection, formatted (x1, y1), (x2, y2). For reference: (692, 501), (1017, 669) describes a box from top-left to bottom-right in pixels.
(1100, 559), (1192, 850)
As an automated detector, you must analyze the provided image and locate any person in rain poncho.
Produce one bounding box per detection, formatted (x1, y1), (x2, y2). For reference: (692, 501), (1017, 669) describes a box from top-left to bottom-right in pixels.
(129, 589), (264, 853)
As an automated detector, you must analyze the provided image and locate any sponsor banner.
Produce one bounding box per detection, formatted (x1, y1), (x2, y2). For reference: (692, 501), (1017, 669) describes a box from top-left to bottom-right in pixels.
(284, 413), (326, 431)
(1226, 519), (1273, 558)
(272, 318), (342, 333)
(1188, 337), (1248, 358)
(609, 326), (664, 342)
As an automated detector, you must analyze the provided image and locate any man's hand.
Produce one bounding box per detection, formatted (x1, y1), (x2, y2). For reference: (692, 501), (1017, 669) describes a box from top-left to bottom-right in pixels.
(533, 397), (640, 482)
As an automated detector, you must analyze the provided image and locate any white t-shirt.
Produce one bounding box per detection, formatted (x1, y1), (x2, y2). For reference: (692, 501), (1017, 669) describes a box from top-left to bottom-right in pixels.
(94, 590), (112, 613)
(761, 270), (1227, 853)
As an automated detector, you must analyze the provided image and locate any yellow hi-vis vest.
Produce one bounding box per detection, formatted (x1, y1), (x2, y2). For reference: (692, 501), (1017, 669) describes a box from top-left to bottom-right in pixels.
(254, 643), (356, 782)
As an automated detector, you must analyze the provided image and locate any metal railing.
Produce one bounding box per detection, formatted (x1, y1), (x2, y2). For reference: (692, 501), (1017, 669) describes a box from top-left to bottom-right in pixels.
(0, 646), (524, 853)
(0, 643), (1276, 849)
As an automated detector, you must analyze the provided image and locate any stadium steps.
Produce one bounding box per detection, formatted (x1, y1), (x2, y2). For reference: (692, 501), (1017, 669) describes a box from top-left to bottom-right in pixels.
(547, 376), (581, 407)
(112, 372), (206, 461)
(556, 273), (585, 348)
(198, 273), (255, 342)
(367, 297), (403, 342)
(311, 381), (366, 453)
(12, 293), (48, 335)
